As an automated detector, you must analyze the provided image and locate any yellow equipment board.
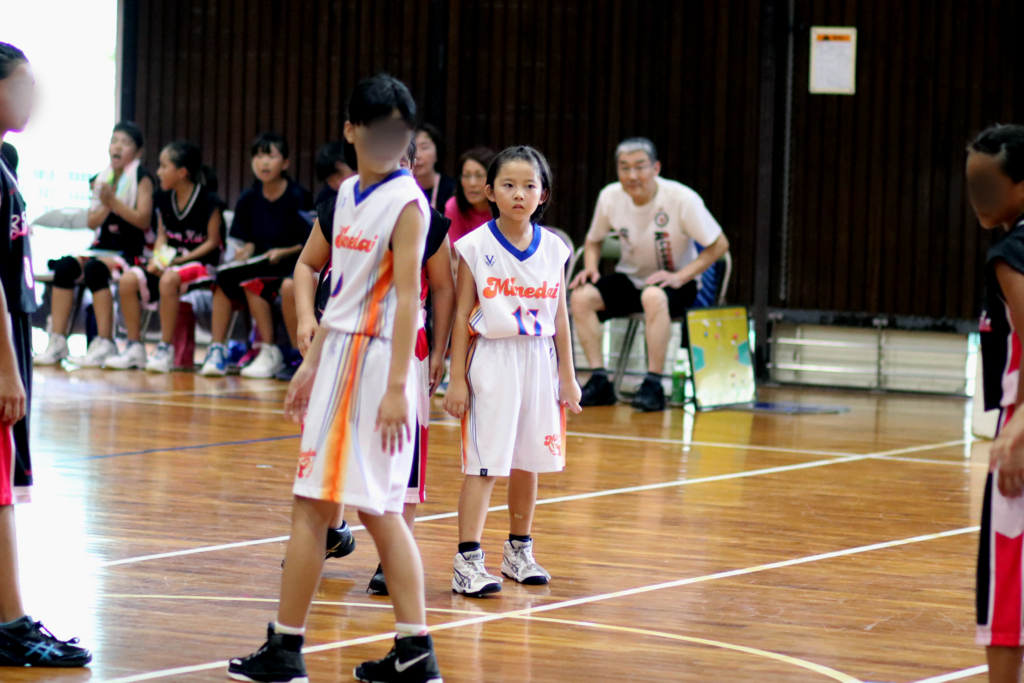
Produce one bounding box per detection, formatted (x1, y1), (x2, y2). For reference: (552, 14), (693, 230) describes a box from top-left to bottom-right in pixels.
(685, 306), (755, 409)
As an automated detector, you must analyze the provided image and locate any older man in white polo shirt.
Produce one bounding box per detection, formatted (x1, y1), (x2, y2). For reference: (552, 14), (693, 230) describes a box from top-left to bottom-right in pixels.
(570, 137), (730, 412)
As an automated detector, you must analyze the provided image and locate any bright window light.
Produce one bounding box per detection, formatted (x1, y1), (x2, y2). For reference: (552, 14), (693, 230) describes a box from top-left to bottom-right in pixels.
(1, 0), (118, 223)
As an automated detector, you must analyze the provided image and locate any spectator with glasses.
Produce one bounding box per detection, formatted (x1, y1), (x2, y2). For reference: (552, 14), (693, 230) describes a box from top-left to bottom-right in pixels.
(569, 137), (730, 412)
(444, 147), (496, 247)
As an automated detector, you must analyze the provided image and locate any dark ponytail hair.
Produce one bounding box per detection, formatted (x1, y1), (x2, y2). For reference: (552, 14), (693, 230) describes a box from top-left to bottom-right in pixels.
(0, 43), (27, 81)
(455, 147), (497, 215)
(163, 140), (218, 193)
(486, 146), (553, 222)
(969, 124), (1024, 183)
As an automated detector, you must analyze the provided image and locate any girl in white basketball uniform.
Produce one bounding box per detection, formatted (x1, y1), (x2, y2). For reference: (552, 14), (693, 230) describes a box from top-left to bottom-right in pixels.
(444, 146), (582, 597)
(230, 76), (442, 683)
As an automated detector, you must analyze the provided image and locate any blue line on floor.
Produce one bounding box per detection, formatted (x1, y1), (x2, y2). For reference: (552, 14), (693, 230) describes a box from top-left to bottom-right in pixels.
(62, 434), (301, 462)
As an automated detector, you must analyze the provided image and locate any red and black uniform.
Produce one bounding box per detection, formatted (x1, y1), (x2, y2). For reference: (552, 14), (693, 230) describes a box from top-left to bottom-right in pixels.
(978, 216), (1024, 646)
(0, 151), (33, 505)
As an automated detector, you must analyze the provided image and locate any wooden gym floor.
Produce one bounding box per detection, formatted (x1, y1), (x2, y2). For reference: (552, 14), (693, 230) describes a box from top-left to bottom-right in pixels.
(6, 366), (992, 682)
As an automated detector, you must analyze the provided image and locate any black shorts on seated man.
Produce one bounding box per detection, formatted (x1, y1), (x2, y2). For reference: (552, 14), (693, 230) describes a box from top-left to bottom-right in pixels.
(569, 137), (730, 412)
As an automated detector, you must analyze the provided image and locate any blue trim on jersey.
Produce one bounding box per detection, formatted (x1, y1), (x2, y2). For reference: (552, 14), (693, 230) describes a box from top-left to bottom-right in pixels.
(353, 168), (412, 206)
(488, 220), (541, 262)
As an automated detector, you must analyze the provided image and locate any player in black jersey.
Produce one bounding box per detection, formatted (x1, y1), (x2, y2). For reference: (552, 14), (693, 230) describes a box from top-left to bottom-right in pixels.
(35, 121), (155, 368)
(314, 141), (355, 206)
(0, 41), (91, 669)
(107, 141), (223, 372)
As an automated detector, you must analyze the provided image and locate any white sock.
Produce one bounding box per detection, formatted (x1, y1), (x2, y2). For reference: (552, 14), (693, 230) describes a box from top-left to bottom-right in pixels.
(273, 621), (305, 636)
(395, 623), (428, 639)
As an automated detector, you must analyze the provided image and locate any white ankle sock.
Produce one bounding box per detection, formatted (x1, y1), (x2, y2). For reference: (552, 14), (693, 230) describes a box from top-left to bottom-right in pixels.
(395, 623), (428, 639)
(273, 621), (305, 636)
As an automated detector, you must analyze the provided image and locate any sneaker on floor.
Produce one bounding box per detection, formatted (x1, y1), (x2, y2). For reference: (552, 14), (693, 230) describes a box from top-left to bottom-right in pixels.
(631, 376), (666, 412)
(580, 372), (617, 406)
(145, 342), (175, 373)
(104, 341), (147, 370)
(354, 635), (442, 683)
(73, 337), (118, 368)
(228, 624), (307, 683)
(240, 344), (285, 379)
(0, 616), (91, 667)
(501, 539), (551, 585)
(326, 522), (356, 560)
(32, 333), (69, 366)
(274, 360), (300, 382)
(452, 549), (502, 598)
(281, 522), (355, 569)
(199, 343), (228, 377)
(367, 564), (388, 596)
(235, 344), (259, 368)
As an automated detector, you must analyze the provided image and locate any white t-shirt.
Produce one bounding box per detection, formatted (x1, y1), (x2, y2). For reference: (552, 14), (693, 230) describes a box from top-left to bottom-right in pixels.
(585, 177), (723, 288)
(320, 169), (429, 339)
(456, 221), (571, 339)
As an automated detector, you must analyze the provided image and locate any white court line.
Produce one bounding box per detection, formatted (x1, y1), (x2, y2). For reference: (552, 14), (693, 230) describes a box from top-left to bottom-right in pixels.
(94, 438), (970, 569)
(913, 665), (988, 682)
(436, 418), (974, 459)
(98, 525), (976, 683)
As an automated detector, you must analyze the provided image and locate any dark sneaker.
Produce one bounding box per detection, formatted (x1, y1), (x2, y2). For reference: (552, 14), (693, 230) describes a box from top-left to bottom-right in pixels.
(631, 377), (666, 412)
(367, 564), (388, 596)
(228, 624), (307, 683)
(580, 373), (617, 406)
(0, 616), (91, 667)
(274, 362), (299, 382)
(326, 522), (356, 560)
(275, 348), (303, 382)
(354, 635), (442, 683)
(281, 522), (355, 568)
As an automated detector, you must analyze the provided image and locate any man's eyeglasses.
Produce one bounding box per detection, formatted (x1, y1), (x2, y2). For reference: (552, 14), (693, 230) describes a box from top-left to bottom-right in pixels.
(618, 163), (652, 175)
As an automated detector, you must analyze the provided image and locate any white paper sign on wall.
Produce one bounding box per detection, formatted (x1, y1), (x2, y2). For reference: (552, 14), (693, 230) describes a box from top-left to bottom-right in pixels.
(809, 27), (857, 95)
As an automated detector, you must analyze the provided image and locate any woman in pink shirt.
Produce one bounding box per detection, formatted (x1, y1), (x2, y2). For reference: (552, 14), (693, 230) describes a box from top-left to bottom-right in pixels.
(444, 147), (496, 245)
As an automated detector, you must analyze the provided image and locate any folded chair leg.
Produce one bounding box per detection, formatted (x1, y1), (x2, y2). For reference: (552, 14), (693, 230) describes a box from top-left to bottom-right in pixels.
(64, 284), (87, 337)
(225, 310), (240, 344)
(612, 318), (642, 403)
(139, 309), (154, 342)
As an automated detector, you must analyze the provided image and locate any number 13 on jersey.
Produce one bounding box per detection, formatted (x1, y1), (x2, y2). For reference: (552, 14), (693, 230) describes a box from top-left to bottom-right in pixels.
(512, 307), (542, 336)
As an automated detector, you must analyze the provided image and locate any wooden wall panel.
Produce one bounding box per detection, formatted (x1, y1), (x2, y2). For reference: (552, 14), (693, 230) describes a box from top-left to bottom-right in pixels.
(780, 0), (1024, 319)
(131, 0), (432, 214)
(443, 0), (765, 306)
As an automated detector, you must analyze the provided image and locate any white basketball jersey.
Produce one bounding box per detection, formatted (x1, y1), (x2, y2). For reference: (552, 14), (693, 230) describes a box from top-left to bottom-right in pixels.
(320, 169), (429, 339)
(455, 220), (570, 339)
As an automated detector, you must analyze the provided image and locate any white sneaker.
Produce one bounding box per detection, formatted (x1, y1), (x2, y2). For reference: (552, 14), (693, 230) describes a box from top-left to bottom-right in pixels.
(33, 333), (69, 366)
(104, 342), (147, 370)
(501, 539), (551, 585)
(199, 344), (228, 377)
(240, 344), (284, 379)
(145, 342), (175, 373)
(452, 549), (502, 598)
(73, 337), (118, 368)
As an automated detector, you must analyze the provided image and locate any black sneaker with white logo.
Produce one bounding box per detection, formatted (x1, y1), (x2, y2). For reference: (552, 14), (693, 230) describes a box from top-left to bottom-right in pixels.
(354, 635), (442, 683)
(228, 624), (307, 683)
(367, 564), (388, 596)
(580, 373), (617, 406)
(631, 377), (666, 412)
(0, 616), (91, 667)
